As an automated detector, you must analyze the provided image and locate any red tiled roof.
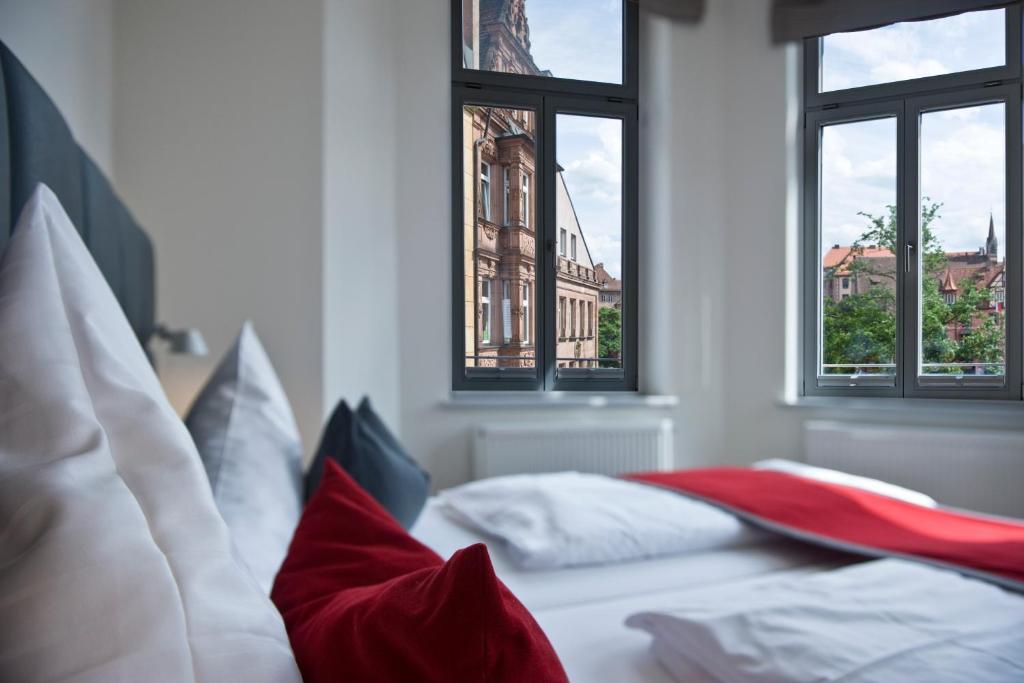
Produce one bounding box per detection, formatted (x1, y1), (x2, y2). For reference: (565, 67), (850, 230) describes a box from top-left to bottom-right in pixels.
(822, 246), (894, 275)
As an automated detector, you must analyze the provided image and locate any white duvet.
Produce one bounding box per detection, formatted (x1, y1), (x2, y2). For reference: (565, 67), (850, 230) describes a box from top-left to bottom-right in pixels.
(627, 559), (1024, 683)
(438, 471), (768, 569)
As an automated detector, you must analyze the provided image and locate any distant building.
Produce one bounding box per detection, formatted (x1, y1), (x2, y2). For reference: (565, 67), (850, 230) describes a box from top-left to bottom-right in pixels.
(594, 263), (622, 310)
(823, 214), (1005, 344)
(462, 0), (602, 370)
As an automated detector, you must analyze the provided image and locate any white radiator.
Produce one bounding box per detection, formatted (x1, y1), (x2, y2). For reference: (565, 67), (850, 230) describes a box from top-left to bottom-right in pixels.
(804, 420), (1024, 518)
(473, 420), (673, 479)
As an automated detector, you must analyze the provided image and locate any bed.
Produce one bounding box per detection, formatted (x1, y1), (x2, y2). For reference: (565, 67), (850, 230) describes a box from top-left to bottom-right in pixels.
(3, 37), (1023, 683)
(413, 499), (856, 682)
(412, 466), (1024, 682)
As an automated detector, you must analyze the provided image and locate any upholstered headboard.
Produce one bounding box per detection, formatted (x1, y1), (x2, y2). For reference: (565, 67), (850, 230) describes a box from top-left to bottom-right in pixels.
(0, 42), (155, 344)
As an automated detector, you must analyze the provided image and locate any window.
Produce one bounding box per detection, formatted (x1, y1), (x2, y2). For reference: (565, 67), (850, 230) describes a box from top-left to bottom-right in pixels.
(480, 162), (491, 221)
(502, 280), (513, 343)
(588, 301), (594, 337)
(522, 172), (531, 229)
(454, 0), (638, 391)
(480, 279), (491, 344)
(803, 7), (1021, 399)
(503, 167), (511, 225)
(559, 296), (566, 338)
(523, 282), (531, 343)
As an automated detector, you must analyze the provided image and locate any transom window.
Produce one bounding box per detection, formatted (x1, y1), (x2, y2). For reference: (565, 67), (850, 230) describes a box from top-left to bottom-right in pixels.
(452, 0), (638, 391)
(803, 6), (1022, 400)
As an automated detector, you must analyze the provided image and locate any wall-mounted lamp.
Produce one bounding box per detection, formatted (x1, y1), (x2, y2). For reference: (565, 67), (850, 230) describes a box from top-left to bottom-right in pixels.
(152, 323), (209, 356)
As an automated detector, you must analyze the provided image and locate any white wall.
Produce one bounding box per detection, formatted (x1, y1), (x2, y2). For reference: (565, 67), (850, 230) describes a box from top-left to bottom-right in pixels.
(113, 0), (326, 447)
(0, 0), (115, 176)
(322, 0), (402, 436)
(112, 0), (405, 451)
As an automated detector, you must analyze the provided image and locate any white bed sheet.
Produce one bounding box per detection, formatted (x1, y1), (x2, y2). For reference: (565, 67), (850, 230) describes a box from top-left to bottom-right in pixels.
(412, 499), (850, 612)
(412, 498), (855, 681)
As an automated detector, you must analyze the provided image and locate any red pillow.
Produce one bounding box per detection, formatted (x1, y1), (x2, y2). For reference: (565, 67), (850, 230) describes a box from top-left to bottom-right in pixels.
(272, 459), (569, 683)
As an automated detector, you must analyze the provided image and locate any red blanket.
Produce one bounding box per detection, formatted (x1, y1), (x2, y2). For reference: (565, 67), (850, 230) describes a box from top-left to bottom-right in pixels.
(626, 468), (1024, 591)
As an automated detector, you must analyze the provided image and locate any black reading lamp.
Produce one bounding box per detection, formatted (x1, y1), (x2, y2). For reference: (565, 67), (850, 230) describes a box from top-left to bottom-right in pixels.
(152, 323), (209, 357)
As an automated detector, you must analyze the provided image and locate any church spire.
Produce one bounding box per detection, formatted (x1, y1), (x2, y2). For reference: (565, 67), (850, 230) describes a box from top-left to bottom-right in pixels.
(986, 211), (998, 260)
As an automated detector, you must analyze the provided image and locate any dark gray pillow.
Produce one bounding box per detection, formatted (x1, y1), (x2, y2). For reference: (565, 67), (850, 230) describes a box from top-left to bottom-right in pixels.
(185, 321), (304, 593)
(305, 397), (429, 528)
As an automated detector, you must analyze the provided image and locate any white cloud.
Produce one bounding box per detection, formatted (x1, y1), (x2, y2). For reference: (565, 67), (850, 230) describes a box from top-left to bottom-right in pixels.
(559, 115), (623, 277)
(822, 9), (1004, 91)
(526, 0), (622, 84)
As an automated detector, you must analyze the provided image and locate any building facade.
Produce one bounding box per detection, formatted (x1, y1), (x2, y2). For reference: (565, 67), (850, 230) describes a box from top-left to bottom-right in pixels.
(595, 263), (623, 310)
(823, 215), (1005, 347)
(462, 0), (602, 370)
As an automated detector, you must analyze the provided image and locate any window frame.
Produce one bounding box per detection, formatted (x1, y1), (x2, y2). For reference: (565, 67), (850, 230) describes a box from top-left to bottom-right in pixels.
(450, 0), (640, 101)
(802, 5), (1023, 401)
(804, 5), (1022, 108)
(451, 1), (639, 393)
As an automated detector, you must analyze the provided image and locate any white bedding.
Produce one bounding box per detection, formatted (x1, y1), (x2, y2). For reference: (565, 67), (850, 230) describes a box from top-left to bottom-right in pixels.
(530, 564), (837, 683)
(436, 471), (768, 570)
(414, 474), (1022, 683)
(413, 498), (848, 612)
(627, 559), (1024, 683)
(413, 498), (854, 681)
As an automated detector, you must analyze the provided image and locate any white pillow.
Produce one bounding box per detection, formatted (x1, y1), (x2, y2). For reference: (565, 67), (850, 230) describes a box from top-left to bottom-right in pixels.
(438, 471), (768, 570)
(753, 458), (938, 507)
(186, 321), (304, 593)
(627, 559), (1024, 683)
(0, 185), (300, 682)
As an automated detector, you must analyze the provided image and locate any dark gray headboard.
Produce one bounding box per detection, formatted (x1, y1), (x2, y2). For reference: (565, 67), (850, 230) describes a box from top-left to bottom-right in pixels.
(0, 42), (155, 344)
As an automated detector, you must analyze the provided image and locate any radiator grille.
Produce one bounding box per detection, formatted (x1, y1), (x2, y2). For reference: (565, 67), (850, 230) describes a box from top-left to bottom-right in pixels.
(805, 420), (1024, 518)
(473, 420), (673, 479)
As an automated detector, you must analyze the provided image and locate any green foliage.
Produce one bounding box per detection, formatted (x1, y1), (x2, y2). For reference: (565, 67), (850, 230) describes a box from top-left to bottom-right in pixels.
(823, 287), (896, 369)
(597, 307), (621, 368)
(823, 199), (1004, 374)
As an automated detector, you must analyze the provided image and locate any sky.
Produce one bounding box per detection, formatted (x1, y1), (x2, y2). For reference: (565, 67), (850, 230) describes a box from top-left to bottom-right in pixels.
(820, 9), (1007, 261)
(522, 0), (625, 279)
(495, 4), (1009, 279)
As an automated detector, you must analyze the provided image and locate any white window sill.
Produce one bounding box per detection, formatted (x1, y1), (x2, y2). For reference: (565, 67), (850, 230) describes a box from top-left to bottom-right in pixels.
(445, 392), (679, 409)
(780, 395), (1024, 418)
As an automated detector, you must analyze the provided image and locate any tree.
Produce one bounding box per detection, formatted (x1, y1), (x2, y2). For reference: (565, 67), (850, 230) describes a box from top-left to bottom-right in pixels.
(597, 307), (621, 368)
(823, 199), (1004, 374)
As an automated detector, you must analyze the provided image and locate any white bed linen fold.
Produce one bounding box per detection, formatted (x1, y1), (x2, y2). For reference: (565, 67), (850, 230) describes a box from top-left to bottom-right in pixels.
(627, 559), (1024, 683)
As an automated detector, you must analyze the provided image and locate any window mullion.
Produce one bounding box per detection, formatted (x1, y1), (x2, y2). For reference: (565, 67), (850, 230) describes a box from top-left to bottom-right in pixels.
(540, 95), (558, 390)
(898, 97), (912, 399)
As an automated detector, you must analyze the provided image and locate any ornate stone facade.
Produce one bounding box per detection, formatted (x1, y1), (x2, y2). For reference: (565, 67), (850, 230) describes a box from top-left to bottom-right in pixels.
(462, 0), (603, 370)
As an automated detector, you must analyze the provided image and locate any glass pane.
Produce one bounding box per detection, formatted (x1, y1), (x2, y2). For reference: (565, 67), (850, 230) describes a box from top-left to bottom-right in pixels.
(462, 103), (537, 373)
(919, 103), (1006, 378)
(819, 117), (898, 377)
(555, 113), (622, 374)
(461, 0), (623, 85)
(821, 9), (1004, 92)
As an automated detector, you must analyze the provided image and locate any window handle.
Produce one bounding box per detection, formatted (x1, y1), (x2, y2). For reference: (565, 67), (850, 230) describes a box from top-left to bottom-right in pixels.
(905, 243), (915, 273)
